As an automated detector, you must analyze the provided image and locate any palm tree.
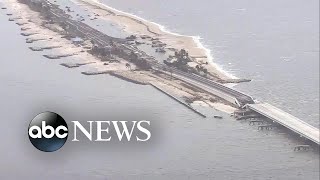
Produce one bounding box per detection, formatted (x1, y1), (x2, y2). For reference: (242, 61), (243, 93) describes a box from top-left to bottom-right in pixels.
(203, 68), (208, 77)
(195, 65), (200, 71)
(125, 63), (131, 70)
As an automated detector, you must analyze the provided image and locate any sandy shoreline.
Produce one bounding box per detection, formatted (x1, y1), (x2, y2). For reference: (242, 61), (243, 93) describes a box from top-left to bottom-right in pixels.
(0, 0), (239, 115)
(72, 0), (238, 80)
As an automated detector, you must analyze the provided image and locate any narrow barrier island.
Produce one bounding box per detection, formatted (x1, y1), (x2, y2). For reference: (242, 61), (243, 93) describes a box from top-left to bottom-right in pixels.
(1, 0), (318, 146)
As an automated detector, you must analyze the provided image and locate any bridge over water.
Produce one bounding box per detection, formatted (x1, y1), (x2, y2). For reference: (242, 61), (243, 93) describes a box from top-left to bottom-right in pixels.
(247, 103), (320, 145)
(149, 59), (320, 146)
(29, 0), (319, 145)
(159, 66), (319, 145)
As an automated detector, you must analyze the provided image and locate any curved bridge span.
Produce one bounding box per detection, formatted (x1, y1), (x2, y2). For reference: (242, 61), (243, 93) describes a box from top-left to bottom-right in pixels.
(23, 0), (319, 145)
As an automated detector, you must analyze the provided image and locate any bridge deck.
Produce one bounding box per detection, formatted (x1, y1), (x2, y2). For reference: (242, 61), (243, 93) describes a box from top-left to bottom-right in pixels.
(247, 103), (319, 144)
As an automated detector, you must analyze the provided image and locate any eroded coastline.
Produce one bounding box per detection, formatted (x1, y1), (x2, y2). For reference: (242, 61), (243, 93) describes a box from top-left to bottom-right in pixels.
(76, 0), (256, 83)
(1, 0), (250, 115)
(1, 0), (319, 147)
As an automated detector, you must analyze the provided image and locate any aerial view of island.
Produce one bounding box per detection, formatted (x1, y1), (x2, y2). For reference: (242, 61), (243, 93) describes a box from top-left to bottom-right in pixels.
(0, 0), (318, 179)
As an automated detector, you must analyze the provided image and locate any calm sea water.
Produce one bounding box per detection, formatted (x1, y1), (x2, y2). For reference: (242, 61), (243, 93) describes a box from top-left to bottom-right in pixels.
(0, 3), (319, 180)
(101, 0), (320, 127)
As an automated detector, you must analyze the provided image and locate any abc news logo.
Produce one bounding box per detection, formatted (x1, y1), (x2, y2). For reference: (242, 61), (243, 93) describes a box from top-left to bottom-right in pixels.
(28, 112), (151, 152)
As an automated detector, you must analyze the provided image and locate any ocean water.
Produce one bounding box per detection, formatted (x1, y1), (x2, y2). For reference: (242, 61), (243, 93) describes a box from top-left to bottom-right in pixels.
(100, 0), (320, 127)
(0, 2), (319, 180)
